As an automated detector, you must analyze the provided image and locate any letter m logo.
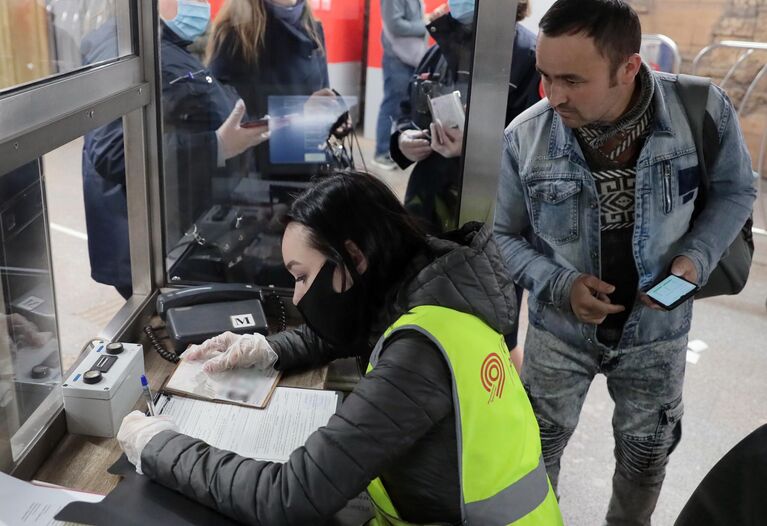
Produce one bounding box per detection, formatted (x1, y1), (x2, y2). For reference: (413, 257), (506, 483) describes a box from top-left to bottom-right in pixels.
(230, 313), (256, 329)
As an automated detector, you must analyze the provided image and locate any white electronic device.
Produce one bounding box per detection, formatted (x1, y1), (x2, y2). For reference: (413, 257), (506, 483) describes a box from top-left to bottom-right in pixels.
(63, 340), (145, 437)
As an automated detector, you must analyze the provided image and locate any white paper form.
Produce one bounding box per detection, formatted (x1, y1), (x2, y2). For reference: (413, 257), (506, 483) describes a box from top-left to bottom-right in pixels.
(159, 387), (339, 463)
(0, 472), (103, 526)
(165, 358), (281, 408)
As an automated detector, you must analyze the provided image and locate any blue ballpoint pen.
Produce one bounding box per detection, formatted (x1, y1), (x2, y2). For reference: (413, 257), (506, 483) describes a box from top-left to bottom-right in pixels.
(140, 374), (156, 416)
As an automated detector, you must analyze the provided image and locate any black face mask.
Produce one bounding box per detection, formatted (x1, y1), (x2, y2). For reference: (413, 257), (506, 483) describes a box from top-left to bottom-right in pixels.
(296, 259), (367, 347)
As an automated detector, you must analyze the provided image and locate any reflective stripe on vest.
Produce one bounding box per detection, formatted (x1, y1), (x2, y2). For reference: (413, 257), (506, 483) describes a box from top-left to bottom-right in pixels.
(366, 306), (563, 526)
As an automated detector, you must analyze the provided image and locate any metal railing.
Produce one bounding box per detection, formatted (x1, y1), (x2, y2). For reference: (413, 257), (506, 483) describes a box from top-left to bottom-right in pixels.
(641, 34), (682, 73)
(693, 40), (767, 232)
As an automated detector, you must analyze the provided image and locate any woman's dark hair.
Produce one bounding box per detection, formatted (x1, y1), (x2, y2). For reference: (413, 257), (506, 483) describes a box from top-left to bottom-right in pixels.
(286, 171), (428, 311)
(539, 0), (641, 75)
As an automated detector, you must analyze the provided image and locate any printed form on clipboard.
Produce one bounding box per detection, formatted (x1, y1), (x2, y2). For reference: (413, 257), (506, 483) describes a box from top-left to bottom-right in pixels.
(428, 90), (466, 132)
(164, 358), (281, 409)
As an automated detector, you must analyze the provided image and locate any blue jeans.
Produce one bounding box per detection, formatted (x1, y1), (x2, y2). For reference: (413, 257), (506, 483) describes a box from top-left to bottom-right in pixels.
(375, 51), (415, 158)
(521, 324), (687, 526)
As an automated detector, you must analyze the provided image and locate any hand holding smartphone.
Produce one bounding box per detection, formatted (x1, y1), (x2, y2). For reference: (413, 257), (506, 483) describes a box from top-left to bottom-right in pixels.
(646, 274), (699, 310)
(241, 115), (293, 130)
(240, 117), (270, 129)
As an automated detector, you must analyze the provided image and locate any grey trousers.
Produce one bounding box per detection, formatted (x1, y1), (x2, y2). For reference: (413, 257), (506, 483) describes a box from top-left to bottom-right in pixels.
(521, 324), (687, 526)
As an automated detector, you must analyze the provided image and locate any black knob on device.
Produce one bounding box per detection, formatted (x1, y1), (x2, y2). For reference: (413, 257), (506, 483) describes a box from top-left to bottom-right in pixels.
(83, 370), (102, 384)
(106, 342), (124, 355)
(31, 365), (49, 379)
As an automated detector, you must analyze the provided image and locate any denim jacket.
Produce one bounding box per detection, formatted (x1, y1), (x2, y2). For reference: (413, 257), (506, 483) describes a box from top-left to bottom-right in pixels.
(493, 72), (757, 349)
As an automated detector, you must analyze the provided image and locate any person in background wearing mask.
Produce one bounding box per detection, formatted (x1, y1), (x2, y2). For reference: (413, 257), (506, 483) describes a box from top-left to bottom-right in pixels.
(117, 171), (563, 525)
(205, 0), (329, 125)
(81, 0), (268, 298)
(372, 0), (434, 171)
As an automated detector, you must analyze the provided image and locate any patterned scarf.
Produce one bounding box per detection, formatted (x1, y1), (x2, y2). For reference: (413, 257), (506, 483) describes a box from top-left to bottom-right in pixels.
(576, 62), (655, 163)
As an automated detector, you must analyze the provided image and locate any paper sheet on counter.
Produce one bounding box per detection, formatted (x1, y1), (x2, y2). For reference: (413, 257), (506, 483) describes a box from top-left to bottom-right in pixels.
(158, 387), (339, 463)
(0, 471), (103, 526)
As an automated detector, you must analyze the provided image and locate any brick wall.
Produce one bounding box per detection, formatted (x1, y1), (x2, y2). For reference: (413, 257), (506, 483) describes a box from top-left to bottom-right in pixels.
(629, 0), (766, 172)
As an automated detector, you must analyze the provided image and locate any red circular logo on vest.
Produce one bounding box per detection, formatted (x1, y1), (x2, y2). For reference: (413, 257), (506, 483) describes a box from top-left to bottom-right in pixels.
(481, 353), (506, 402)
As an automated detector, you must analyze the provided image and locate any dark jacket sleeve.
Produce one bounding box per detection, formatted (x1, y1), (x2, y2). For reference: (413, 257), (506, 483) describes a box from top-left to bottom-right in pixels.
(85, 119), (126, 184)
(141, 331), (453, 525)
(266, 324), (363, 371)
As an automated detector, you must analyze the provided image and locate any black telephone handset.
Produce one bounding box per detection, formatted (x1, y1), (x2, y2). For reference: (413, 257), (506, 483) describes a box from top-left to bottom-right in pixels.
(156, 283), (262, 320)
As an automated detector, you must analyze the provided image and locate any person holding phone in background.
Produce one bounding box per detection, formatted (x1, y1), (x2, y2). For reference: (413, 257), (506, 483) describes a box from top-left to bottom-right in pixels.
(493, 1), (756, 524)
(371, 0), (435, 171)
(205, 0), (332, 172)
(391, 0), (539, 235)
(117, 171), (563, 525)
(81, 0), (269, 299)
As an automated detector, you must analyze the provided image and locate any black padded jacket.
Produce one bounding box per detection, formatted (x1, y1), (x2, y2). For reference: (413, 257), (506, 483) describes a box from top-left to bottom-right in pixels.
(141, 223), (518, 525)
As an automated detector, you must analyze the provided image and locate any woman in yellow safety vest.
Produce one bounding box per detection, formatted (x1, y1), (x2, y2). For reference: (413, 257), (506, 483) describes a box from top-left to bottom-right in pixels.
(117, 171), (562, 525)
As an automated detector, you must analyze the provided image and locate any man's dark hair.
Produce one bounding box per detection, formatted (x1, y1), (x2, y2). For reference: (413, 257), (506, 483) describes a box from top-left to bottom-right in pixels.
(539, 0), (641, 74)
(286, 171), (427, 317)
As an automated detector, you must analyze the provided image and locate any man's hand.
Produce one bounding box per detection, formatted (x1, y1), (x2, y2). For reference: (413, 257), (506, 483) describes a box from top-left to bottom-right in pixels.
(430, 119), (463, 159)
(639, 255), (699, 310)
(217, 99), (270, 160)
(670, 255), (698, 283)
(398, 129), (433, 162)
(570, 274), (625, 324)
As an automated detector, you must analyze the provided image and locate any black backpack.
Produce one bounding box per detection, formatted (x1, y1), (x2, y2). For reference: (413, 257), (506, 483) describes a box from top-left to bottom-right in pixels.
(676, 74), (755, 299)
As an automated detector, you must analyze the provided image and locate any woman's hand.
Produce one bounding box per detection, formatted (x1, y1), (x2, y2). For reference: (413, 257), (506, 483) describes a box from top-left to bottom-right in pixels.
(398, 129), (433, 162)
(183, 332), (278, 373)
(217, 99), (270, 160)
(430, 119), (464, 159)
(117, 411), (178, 474)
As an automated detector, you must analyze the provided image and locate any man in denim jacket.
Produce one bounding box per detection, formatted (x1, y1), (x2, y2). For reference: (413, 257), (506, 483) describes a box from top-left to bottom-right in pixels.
(493, 1), (756, 524)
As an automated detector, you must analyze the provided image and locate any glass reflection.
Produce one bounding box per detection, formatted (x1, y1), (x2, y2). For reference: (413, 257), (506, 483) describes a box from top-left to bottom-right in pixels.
(0, 0), (131, 93)
(0, 160), (62, 463)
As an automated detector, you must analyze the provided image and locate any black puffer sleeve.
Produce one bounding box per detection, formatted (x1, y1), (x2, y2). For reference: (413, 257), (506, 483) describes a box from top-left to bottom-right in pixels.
(266, 324), (364, 371)
(141, 331), (454, 525)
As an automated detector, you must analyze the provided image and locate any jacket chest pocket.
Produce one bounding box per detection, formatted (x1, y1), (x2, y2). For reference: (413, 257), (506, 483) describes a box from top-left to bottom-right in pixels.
(656, 156), (700, 215)
(527, 179), (582, 245)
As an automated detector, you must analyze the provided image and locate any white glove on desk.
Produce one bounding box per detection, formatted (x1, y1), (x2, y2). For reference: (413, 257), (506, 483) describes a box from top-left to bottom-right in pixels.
(117, 410), (178, 474)
(182, 331), (278, 373)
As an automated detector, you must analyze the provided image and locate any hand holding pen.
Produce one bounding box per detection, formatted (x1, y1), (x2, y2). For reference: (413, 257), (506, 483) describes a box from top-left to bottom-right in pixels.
(140, 374), (156, 416)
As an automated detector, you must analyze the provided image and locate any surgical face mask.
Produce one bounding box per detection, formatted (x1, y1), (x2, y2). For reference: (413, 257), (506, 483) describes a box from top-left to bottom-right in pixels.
(165, 0), (211, 42)
(296, 259), (367, 347)
(266, 0), (305, 26)
(448, 0), (476, 24)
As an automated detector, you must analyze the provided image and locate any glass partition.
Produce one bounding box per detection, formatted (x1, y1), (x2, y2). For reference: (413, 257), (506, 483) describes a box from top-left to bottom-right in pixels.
(159, 0), (523, 289)
(42, 136), (130, 371)
(0, 160), (62, 468)
(0, 0), (133, 94)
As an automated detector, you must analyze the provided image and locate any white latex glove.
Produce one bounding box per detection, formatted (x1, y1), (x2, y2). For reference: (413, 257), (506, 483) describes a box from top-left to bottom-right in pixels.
(216, 99), (270, 160)
(430, 119), (464, 159)
(398, 129), (433, 162)
(117, 410), (178, 474)
(182, 331), (278, 374)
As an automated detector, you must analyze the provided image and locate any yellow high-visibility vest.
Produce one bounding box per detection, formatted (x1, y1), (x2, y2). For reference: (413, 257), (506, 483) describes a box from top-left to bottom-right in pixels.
(366, 305), (563, 526)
